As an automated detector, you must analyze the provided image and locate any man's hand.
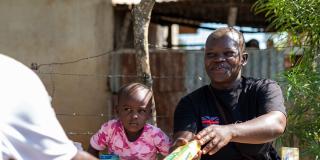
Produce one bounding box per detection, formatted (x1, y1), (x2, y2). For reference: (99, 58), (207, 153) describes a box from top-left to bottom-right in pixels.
(171, 131), (201, 160)
(170, 138), (202, 160)
(170, 137), (188, 152)
(194, 124), (233, 155)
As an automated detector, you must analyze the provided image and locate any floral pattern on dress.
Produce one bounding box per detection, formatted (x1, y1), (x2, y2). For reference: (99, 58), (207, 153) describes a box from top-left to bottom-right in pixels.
(90, 119), (171, 160)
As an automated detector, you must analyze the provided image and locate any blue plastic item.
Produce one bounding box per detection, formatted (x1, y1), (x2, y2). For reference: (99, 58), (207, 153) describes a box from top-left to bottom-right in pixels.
(99, 154), (119, 160)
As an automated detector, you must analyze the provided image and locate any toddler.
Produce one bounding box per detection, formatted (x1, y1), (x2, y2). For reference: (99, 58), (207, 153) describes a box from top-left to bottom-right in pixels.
(88, 83), (171, 160)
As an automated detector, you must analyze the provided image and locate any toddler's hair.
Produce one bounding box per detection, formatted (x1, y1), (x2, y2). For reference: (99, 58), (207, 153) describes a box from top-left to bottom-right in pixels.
(117, 83), (153, 106)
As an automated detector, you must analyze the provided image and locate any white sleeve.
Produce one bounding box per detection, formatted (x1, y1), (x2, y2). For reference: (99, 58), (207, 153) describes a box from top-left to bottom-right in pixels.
(0, 54), (77, 160)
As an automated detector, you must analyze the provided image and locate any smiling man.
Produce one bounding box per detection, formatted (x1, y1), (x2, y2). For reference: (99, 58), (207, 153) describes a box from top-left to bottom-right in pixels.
(172, 27), (287, 160)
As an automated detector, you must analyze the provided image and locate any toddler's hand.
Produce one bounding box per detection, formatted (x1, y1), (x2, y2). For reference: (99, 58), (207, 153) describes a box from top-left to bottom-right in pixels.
(169, 138), (202, 160)
(170, 137), (188, 152)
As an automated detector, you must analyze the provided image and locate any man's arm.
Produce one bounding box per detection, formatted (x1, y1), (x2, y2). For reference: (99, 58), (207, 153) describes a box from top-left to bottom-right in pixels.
(195, 111), (286, 155)
(230, 111), (286, 143)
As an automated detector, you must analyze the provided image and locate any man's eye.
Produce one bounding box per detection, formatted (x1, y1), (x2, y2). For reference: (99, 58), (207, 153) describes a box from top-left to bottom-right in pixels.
(225, 51), (237, 57)
(206, 52), (218, 58)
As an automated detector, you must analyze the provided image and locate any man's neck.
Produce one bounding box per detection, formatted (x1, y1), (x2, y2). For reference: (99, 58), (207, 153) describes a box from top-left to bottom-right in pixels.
(211, 77), (242, 90)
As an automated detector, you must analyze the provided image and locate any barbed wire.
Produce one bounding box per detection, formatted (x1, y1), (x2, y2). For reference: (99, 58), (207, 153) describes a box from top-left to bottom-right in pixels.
(56, 113), (108, 117)
(66, 130), (174, 136)
(37, 72), (206, 80)
(56, 112), (170, 118)
(35, 47), (201, 70)
(58, 114), (172, 136)
(36, 50), (116, 69)
(61, 113), (172, 136)
(67, 131), (94, 135)
(33, 44), (311, 70)
(60, 113), (172, 135)
(30, 44), (303, 137)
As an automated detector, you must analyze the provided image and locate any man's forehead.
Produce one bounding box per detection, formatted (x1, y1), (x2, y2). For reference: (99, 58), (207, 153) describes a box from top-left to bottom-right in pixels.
(210, 29), (240, 41)
(205, 28), (244, 50)
(205, 34), (239, 48)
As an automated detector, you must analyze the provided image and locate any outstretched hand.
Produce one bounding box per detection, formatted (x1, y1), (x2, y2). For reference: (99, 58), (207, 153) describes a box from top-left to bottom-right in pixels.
(171, 137), (188, 151)
(194, 124), (233, 155)
(170, 137), (202, 160)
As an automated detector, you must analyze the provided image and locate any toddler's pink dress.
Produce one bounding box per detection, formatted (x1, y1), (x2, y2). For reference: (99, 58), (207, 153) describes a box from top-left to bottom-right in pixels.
(90, 119), (171, 160)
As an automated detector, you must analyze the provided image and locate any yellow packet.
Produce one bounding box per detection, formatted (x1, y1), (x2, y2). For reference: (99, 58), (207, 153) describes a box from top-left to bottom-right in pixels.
(281, 147), (299, 160)
(164, 140), (201, 160)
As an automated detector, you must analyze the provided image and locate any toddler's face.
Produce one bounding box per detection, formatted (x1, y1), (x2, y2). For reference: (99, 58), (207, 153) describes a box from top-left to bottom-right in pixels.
(117, 90), (151, 135)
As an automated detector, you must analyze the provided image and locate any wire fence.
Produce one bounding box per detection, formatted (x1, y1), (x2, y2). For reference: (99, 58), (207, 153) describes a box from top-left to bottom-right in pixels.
(32, 46), (295, 136)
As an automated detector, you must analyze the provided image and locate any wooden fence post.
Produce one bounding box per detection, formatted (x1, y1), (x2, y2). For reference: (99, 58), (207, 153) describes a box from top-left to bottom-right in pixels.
(132, 0), (157, 125)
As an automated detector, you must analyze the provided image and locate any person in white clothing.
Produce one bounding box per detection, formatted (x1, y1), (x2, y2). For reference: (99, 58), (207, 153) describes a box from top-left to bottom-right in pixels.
(0, 54), (97, 160)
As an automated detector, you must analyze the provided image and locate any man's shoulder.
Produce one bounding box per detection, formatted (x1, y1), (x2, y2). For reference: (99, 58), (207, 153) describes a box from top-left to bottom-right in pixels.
(175, 85), (209, 109)
(184, 85), (209, 100)
(242, 76), (279, 88)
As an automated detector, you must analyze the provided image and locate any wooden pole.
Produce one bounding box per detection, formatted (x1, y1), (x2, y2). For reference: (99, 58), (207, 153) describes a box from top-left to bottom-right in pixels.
(132, 0), (157, 125)
(227, 6), (238, 27)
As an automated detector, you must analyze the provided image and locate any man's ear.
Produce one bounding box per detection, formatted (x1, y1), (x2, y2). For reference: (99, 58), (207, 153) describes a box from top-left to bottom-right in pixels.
(241, 52), (248, 66)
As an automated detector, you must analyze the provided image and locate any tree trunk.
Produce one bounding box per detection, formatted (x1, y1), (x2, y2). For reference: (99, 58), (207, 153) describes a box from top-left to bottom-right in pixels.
(132, 0), (157, 125)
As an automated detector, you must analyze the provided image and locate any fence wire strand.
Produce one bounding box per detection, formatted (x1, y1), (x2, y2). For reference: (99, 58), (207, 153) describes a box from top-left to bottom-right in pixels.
(32, 45), (303, 136)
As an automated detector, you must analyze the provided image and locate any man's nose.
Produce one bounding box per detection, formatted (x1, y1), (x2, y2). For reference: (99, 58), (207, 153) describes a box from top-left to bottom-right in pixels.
(213, 54), (226, 62)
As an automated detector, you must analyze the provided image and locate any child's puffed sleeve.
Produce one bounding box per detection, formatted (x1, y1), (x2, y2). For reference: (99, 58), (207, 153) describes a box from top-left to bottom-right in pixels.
(153, 128), (171, 156)
(90, 121), (112, 151)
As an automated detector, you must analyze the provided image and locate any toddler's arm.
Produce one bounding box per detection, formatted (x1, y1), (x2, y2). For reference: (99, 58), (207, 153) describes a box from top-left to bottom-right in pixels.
(87, 144), (100, 158)
(73, 150), (98, 160)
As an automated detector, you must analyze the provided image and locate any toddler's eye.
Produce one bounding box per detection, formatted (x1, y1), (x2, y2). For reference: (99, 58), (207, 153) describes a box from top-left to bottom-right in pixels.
(139, 109), (147, 114)
(124, 108), (132, 113)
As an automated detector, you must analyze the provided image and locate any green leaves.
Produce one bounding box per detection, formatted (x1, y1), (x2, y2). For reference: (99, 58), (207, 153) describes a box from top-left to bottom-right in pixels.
(255, 0), (320, 158)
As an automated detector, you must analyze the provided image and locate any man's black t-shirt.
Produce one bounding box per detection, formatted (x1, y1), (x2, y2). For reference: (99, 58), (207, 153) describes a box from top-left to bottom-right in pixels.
(174, 77), (286, 160)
